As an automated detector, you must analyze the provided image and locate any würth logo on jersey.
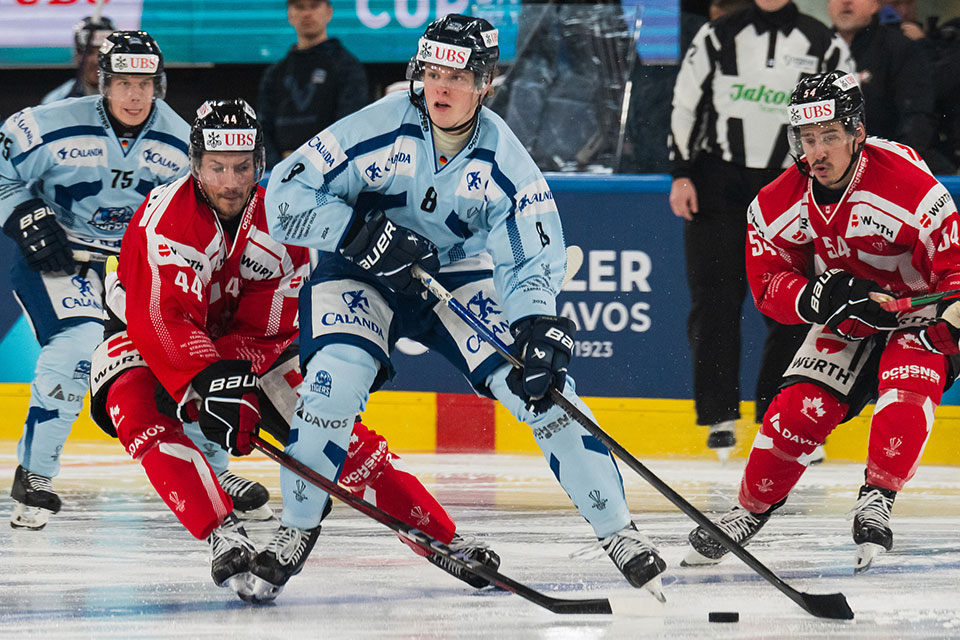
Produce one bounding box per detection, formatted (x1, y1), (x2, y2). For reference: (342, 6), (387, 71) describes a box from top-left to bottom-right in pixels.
(107, 334), (136, 358)
(158, 243), (171, 257)
(202, 129), (256, 151)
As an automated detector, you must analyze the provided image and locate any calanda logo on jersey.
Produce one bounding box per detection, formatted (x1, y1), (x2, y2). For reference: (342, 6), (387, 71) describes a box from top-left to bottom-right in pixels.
(61, 275), (102, 311)
(319, 289), (384, 339)
(56, 146), (104, 161)
(202, 129), (256, 151)
(143, 149), (182, 173)
(90, 206), (134, 231)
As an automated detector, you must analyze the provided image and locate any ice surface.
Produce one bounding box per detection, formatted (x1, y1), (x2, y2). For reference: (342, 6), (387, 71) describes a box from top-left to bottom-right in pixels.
(2, 444), (959, 638)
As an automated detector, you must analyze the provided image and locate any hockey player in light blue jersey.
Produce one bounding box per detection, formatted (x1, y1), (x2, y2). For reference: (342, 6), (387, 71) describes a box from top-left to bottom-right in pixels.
(254, 13), (667, 602)
(0, 30), (270, 531)
(41, 15), (117, 105)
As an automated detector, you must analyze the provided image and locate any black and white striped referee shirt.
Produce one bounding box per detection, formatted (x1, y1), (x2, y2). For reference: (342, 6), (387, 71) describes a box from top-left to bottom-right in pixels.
(669, 2), (854, 176)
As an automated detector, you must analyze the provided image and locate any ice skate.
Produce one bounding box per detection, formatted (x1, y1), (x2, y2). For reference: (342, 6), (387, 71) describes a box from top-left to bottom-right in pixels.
(217, 470), (272, 521)
(848, 484), (896, 574)
(707, 421), (736, 462)
(808, 444), (826, 466)
(10, 465), (62, 530)
(598, 523), (667, 602)
(682, 504), (774, 566)
(208, 513), (257, 596)
(427, 533), (501, 588)
(245, 524), (321, 603)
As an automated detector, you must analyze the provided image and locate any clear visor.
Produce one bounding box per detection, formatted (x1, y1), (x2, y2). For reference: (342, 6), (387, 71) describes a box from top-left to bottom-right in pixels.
(190, 150), (265, 189)
(410, 62), (487, 93)
(99, 71), (167, 102)
(787, 117), (860, 158)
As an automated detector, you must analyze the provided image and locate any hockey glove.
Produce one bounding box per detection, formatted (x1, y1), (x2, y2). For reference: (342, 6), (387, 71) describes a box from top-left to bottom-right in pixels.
(3, 198), (75, 274)
(340, 210), (440, 296)
(797, 269), (898, 340)
(919, 299), (960, 355)
(506, 315), (576, 414)
(192, 360), (260, 456)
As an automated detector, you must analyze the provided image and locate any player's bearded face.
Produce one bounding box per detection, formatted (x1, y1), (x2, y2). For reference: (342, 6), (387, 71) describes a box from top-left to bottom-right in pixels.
(106, 75), (155, 127)
(198, 152), (257, 220)
(799, 121), (856, 187)
(423, 64), (484, 129)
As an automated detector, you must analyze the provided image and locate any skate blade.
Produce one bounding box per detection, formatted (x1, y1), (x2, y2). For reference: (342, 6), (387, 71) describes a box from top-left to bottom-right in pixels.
(853, 542), (885, 574)
(643, 575), (667, 603)
(10, 503), (52, 530)
(680, 547), (724, 567)
(235, 504), (274, 521)
(224, 572), (256, 598)
(240, 574), (284, 604)
(713, 447), (733, 463)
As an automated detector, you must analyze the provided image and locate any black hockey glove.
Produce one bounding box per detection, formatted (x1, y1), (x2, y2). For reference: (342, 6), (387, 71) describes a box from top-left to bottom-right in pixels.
(340, 210), (440, 296)
(191, 360), (260, 456)
(919, 300), (960, 355)
(506, 315), (576, 414)
(797, 269), (898, 340)
(3, 198), (75, 274)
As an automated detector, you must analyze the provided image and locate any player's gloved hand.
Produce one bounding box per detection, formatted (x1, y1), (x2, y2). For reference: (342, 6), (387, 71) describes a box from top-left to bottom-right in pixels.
(506, 315), (576, 414)
(797, 269), (898, 340)
(340, 210), (440, 296)
(191, 360), (260, 456)
(2, 198), (75, 274)
(919, 300), (960, 355)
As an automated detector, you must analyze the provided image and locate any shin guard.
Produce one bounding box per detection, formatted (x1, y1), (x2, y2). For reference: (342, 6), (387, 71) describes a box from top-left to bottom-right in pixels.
(740, 383), (847, 512)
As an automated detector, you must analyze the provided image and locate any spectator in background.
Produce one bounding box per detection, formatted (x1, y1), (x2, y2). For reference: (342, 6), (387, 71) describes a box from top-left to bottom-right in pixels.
(710, 0), (753, 21)
(828, 0), (946, 172)
(668, 0), (852, 460)
(258, 0), (368, 168)
(41, 15), (116, 104)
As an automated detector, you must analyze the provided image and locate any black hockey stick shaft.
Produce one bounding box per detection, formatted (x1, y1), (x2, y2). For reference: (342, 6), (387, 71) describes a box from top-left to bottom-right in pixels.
(251, 434), (613, 615)
(412, 266), (854, 621)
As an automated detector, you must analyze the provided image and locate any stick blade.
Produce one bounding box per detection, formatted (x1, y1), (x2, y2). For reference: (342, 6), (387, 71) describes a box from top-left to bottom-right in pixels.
(798, 592), (854, 620)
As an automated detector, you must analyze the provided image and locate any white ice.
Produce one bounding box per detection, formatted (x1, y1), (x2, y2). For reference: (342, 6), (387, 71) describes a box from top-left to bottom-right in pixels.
(2, 445), (959, 639)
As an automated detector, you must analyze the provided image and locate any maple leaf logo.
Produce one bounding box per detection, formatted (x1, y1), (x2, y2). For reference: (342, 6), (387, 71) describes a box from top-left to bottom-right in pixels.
(802, 396), (826, 420)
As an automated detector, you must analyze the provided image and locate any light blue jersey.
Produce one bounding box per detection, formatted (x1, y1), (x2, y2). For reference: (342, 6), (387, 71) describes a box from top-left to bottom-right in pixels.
(0, 95), (189, 253)
(40, 79), (76, 105)
(266, 91), (564, 324)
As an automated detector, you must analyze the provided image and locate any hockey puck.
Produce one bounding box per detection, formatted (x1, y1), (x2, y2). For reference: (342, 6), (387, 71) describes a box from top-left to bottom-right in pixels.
(708, 611), (739, 623)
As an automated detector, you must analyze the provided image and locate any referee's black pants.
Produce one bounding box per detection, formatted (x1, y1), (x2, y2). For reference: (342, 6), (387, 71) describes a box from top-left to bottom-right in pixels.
(684, 154), (807, 425)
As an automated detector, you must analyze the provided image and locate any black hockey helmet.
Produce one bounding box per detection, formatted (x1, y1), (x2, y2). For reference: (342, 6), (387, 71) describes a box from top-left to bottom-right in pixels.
(407, 14), (500, 88)
(97, 30), (166, 100)
(786, 71), (864, 156)
(73, 15), (116, 55)
(189, 99), (266, 185)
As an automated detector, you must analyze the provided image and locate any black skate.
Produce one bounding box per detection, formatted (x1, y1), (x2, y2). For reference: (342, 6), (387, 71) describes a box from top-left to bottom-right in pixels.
(10, 465), (62, 530)
(707, 421), (736, 462)
(848, 484), (896, 574)
(245, 524), (322, 603)
(208, 513), (257, 596)
(427, 533), (501, 589)
(682, 502), (779, 566)
(217, 470), (272, 521)
(599, 523), (667, 601)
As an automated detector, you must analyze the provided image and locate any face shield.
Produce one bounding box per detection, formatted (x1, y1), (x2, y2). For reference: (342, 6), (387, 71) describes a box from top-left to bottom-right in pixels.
(786, 98), (860, 159)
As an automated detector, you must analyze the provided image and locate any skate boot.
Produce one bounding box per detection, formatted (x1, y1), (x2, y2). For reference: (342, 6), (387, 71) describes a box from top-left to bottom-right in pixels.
(208, 513), (257, 596)
(600, 523), (667, 601)
(427, 533), (502, 588)
(245, 524), (322, 603)
(10, 465), (62, 530)
(217, 470), (272, 520)
(848, 484), (896, 574)
(707, 420), (736, 462)
(682, 502), (780, 566)
(808, 444), (827, 466)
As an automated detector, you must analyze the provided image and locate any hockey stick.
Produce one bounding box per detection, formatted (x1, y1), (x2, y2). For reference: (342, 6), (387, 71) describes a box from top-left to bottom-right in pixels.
(72, 250), (111, 263)
(251, 434), (621, 615)
(562, 245), (583, 287)
(411, 265), (855, 621)
(878, 288), (960, 313)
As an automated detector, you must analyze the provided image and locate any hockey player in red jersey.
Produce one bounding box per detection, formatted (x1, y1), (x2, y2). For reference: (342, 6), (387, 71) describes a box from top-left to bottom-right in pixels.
(682, 71), (960, 573)
(88, 99), (497, 598)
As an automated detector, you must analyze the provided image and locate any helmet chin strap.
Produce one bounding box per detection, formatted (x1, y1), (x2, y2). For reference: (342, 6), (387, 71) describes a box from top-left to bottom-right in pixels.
(826, 136), (865, 188)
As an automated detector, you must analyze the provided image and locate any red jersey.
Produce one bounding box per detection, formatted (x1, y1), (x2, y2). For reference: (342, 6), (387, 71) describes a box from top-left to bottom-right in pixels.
(118, 175), (310, 401)
(746, 138), (960, 325)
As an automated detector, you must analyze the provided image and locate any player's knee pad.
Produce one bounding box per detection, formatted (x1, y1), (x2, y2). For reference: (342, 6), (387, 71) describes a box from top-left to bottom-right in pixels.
(108, 368), (182, 460)
(31, 322), (103, 415)
(755, 383), (846, 461)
